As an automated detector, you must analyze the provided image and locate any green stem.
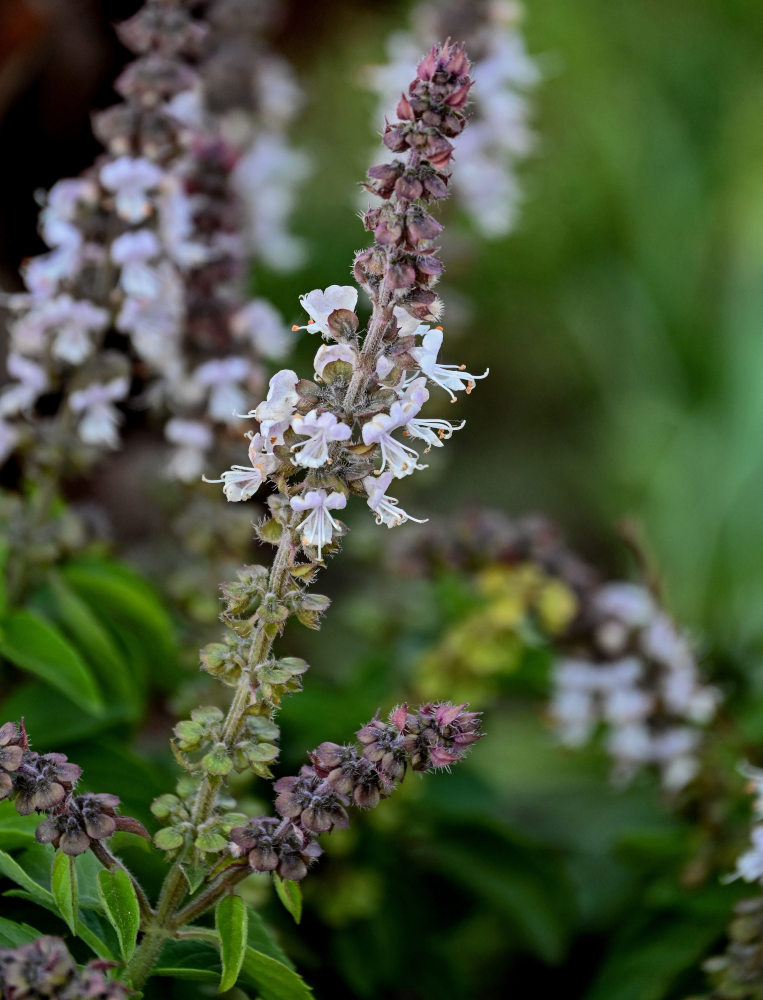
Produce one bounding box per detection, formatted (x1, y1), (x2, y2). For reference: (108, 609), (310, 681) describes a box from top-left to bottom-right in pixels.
(125, 524), (295, 988)
(173, 864), (251, 928)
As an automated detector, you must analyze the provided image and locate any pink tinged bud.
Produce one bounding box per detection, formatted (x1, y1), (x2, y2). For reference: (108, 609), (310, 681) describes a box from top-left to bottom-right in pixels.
(115, 816), (150, 839)
(374, 218), (403, 246)
(383, 124), (409, 152)
(428, 747), (463, 768)
(386, 261), (417, 290)
(445, 80), (474, 111)
(404, 289), (438, 318)
(436, 703), (469, 728)
(368, 162), (402, 190)
(407, 212), (444, 244)
(397, 93), (414, 120)
(390, 704), (408, 732)
(422, 173), (449, 200)
(416, 256), (445, 278)
(416, 48), (439, 81)
(395, 175), (423, 201)
(425, 135), (455, 169)
(363, 209), (381, 231)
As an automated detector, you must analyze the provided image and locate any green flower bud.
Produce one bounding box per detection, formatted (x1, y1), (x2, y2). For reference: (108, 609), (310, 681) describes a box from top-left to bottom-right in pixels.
(201, 745), (232, 776)
(154, 827), (185, 851)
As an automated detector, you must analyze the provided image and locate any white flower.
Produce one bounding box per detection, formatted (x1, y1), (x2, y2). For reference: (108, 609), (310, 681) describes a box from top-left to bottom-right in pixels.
(293, 285), (358, 337)
(231, 299), (292, 361)
(251, 369), (299, 449)
(0, 355), (48, 416)
(165, 419), (213, 483)
(11, 294), (109, 361)
(409, 329), (488, 401)
(203, 432), (278, 501)
(22, 241), (82, 299)
(363, 470), (427, 529)
(396, 374), (464, 452)
(116, 261), (184, 361)
(158, 175), (211, 269)
(233, 134), (308, 272)
(43, 178), (98, 228)
(100, 156), (164, 223)
(549, 687), (596, 747)
(69, 377), (129, 448)
(45, 295), (110, 364)
(602, 686), (654, 725)
(733, 826), (763, 884)
(393, 305), (426, 338)
(314, 343), (357, 379)
(594, 583), (656, 628)
(290, 489), (347, 559)
(194, 356), (252, 424)
(404, 416), (466, 452)
(362, 403), (425, 478)
(291, 410), (351, 468)
(112, 229), (161, 297)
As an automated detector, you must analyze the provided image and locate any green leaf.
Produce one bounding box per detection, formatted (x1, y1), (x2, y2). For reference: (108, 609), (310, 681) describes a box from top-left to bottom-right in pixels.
(97, 868), (140, 961)
(273, 873), (302, 924)
(216, 894), (248, 992)
(4, 890), (113, 959)
(0, 610), (104, 716)
(247, 910), (294, 970)
(153, 941), (220, 983)
(0, 916), (44, 948)
(153, 938), (312, 999)
(0, 801), (40, 849)
(62, 559), (177, 690)
(0, 682), (123, 749)
(36, 572), (140, 712)
(0, 847), (54, 906)
(241, 945), (313, 1000)
(179, 861), (207, 895)
(51, 851), (78, 936)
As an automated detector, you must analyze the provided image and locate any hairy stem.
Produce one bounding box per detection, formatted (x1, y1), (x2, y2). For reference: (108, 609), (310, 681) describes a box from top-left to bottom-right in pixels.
(125, 524), (295, 988)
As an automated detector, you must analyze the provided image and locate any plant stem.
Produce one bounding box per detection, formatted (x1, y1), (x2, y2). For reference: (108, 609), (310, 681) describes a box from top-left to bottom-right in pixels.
(125, 524), (295, 989)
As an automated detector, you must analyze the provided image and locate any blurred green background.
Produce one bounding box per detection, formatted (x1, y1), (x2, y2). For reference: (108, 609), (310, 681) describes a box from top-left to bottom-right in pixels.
(2, 1), (763, 998)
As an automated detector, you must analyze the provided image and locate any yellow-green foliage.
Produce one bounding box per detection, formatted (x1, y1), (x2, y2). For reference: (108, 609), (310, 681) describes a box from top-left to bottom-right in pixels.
(415, 564), (578, 703)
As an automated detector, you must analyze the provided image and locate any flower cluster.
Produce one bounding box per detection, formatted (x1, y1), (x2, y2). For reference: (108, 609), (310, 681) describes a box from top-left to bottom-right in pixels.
(209, 42), (487, 549)
(391, 508), (719, 792)
(1, 0), (305, 483)
(0, 721), (147, 856)
(551, 581), (720, 791)
(364, 0), (539, 238)
(0, 936), (129, 1000)
(229, 702), (482, 881)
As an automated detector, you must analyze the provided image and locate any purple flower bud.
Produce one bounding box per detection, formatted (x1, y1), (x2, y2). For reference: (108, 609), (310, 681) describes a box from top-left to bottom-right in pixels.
(230, 816), (322, 882)
(422, 171), (449, 200)
(273, 767), (349, 833)
(407, 210), (444, 245)
(34, 793), (146, 856)
(366, 163), (403, 199)
(394, 173), (424, 202)
(383, 124), (410, 153)
(385, 261), (417, 290)
(13, 752), (82, 816)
